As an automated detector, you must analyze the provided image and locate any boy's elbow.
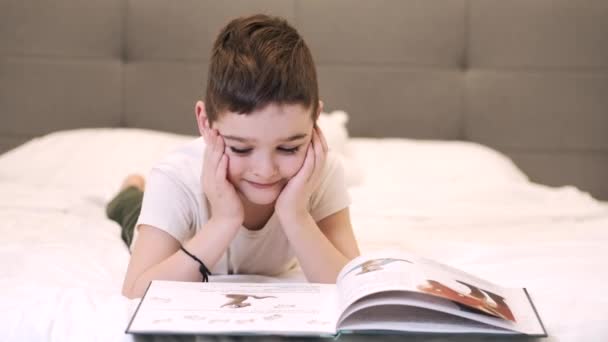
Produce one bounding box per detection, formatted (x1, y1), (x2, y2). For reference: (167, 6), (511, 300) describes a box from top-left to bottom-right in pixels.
(122, 287), (142, 300)
(122, 280), (141, 300)
(122, 288), (134, 299)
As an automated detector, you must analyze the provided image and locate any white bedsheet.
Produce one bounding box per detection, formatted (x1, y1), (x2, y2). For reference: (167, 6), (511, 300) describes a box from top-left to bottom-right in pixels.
(1, 129), (607, 342)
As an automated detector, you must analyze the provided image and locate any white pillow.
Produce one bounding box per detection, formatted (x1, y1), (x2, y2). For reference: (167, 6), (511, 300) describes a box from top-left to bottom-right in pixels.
(349, 138), (529, 187)
(316, 110), (526, 187)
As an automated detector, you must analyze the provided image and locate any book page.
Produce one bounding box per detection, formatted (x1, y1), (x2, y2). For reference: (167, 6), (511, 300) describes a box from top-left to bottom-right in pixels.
(337, 289), (545, 335)
(336, 250), (425, 312)
(127, 281), (339, 336)
(336, 250), (543, 333)
(339, 304), (517, 335)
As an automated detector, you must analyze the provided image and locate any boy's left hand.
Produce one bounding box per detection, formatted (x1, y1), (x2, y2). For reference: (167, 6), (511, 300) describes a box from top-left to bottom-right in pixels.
(275, 126), (328, 225)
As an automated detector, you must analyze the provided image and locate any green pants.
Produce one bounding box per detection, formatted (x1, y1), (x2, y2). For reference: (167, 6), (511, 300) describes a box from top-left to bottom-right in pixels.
(105, 186), (143, 249)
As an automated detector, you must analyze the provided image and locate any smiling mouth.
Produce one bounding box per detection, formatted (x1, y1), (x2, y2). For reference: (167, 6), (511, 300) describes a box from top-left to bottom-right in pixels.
(246, 180), (280, 188)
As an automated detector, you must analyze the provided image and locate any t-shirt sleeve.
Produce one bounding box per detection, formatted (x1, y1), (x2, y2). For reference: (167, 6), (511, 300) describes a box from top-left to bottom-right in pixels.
(309, 153), (352, 222)
(134, 167), (196, 244)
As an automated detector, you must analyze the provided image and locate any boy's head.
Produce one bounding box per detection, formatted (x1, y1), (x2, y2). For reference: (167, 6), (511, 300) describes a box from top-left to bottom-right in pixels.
(195, 14), (323, 206)
(199, 13), (319, 126)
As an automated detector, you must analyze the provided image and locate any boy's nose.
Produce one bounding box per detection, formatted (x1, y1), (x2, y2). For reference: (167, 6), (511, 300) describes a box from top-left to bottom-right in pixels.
(252, 157), (278, 179)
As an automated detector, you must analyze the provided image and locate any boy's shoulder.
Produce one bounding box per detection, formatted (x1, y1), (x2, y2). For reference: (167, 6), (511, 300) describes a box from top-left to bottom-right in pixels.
(323, 150), (346, 176)
(310, 150), (348, 194)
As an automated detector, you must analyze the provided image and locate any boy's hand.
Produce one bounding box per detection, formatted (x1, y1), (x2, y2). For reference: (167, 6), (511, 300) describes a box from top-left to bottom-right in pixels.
(201, 128), (244, 227)
(275, 126), (328, 225)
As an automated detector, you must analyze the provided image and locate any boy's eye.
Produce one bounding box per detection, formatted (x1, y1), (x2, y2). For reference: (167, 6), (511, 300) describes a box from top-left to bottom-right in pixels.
(278, 146), (300, 154)
(229, 146), (301, 155)
(229, 147), (252, 155)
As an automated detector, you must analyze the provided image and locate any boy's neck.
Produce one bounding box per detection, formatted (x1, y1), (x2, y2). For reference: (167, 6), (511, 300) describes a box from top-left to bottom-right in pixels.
(240, 195), (275, 231)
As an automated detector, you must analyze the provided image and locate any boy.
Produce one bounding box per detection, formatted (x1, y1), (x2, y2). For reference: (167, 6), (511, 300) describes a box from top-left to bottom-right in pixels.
(108, 14), (360, 299)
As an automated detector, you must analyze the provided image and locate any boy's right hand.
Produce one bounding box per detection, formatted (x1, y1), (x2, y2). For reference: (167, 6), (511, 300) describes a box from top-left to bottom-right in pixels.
(201, 128), (244, 228)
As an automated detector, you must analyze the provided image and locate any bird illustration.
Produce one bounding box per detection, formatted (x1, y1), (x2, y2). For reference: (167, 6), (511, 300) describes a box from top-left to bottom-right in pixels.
(455, 280), (515, 322)
(417, 280), (515, 322)
(220, 294), (277, 308)
(343, 258), (413, 277)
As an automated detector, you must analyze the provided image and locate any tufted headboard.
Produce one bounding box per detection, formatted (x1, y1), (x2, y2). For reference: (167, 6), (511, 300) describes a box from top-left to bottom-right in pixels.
(1, 0), (607, 199)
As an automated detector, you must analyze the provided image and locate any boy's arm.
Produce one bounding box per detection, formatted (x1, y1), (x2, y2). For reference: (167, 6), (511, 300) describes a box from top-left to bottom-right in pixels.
(122, 127), (245, 299)
(280, 207), (360, 284)
(274, 126), (359, 283)
(122, 218), (240, 299)
(317, 207), (360, 259)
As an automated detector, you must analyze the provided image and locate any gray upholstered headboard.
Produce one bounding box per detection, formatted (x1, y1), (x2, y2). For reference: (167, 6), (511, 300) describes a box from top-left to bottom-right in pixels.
(1, 0), (607, 199)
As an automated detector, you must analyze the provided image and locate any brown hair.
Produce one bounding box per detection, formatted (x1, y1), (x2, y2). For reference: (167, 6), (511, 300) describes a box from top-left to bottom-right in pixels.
(204, 14), (319, 125)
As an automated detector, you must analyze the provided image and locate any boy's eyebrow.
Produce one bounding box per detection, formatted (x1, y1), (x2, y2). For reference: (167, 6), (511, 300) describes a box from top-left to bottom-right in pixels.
(223, 133), (308, 143)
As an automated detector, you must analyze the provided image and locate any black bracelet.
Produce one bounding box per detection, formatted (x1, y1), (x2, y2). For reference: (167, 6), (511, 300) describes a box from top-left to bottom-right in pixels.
(180, 245), (212, 282)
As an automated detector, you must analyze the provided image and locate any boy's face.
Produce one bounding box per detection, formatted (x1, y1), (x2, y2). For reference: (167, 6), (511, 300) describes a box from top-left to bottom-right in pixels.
(204, 103), (317, 206)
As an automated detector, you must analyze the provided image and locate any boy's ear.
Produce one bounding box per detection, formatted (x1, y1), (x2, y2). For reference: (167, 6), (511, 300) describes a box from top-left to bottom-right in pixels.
(194, 101), (211, 137)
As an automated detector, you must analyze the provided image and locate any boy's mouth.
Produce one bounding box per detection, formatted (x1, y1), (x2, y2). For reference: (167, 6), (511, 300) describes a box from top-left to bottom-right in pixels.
(246, 180), (280, 189)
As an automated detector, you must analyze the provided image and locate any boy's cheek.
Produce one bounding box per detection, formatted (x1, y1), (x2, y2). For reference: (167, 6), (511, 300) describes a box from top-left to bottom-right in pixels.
(226, 157), (246, 180)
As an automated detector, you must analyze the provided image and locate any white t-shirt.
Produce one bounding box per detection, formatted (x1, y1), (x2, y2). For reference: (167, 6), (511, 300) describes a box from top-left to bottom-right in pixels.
(133, 137), (351, 276)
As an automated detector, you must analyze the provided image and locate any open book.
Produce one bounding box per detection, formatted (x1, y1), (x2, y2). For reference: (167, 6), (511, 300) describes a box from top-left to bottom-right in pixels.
(126, 250), (547, 337)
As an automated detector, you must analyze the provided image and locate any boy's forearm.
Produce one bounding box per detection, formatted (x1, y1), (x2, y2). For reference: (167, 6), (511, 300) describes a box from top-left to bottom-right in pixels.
(280, 214), (350, 284)
(127, 218), (240, 298)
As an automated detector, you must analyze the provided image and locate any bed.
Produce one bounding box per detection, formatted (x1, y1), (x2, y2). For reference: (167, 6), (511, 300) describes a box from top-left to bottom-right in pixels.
(1, 124), (608, 342)
(2, 1), (608, 341)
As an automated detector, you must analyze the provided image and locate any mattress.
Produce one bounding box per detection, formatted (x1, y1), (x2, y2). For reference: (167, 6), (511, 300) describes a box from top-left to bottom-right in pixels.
(1, 128), (607, 341)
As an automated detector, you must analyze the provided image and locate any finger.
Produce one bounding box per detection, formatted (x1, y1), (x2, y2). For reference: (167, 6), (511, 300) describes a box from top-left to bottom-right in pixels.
(217, 132), (230, 166)
(313, 128), (325, 159)
(203, 129), (214, 164)
(311, 131), (326, 183)
(214, 130), (224, 153)
(207, 131), (223, 168)
(202, 134), (213, 189)
(304, 143), (316, 176)
(203, 126), (211, 144)
(292, 144), (315, 187)
(216, 154), (228, 182)
(316, 126), (329, 153)
(214, 134), (226, 174)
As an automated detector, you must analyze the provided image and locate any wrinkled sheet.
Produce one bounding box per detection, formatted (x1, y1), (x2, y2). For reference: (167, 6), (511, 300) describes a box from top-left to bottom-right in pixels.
(1, 131), (607, 342)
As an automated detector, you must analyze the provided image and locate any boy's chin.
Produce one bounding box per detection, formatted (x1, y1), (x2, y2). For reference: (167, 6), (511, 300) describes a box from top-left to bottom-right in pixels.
(239, 188), (279, 206)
